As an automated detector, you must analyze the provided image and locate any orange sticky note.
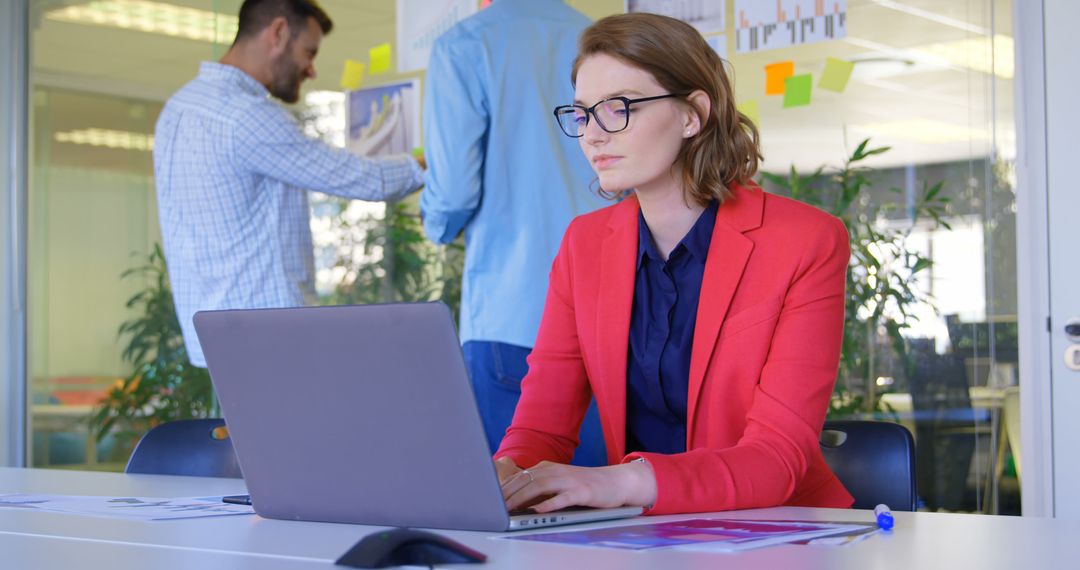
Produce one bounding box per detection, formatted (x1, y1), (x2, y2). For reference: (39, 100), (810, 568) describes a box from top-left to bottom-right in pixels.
(765, 61), (795, 96)
(369, 43), (392, 75)
(339, 59), (365, 90)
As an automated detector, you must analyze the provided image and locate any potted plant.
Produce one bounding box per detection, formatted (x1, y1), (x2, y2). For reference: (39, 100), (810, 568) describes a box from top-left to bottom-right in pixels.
(761, 139), (951, 416)
(322, 198), (464, 316)
(88, 245), (218, 453)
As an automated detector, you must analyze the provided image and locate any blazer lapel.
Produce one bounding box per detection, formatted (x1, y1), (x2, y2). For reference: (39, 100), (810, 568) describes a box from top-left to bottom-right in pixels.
(686, 186), (764, 441)
(595, 197), (640, 460)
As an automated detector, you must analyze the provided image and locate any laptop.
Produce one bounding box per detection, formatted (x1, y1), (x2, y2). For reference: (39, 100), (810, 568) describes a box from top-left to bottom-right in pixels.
(192, 302), (642, 532)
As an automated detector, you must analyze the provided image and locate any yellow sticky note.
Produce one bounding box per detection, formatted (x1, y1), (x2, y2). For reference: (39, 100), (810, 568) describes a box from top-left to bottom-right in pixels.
(765, 61), (795, 96)
(783, 74), (813, 108)
(819, 57), (854, 93)
(736, 99), (760, 127)
(339, 59), (365, 90)
(369, 43), (392, 75)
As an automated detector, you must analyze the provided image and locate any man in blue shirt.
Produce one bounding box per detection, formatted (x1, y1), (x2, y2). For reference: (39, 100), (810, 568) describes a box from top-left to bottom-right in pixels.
(422, 0), (607, 465)
(154, 0), (424, 366)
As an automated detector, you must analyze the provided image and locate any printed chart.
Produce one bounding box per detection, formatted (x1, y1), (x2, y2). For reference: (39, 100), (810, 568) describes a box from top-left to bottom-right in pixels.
(735, 0), (847, 53)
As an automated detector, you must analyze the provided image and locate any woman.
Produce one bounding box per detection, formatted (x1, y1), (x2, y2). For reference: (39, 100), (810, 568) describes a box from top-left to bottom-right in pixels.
(494, 13), (854, 516)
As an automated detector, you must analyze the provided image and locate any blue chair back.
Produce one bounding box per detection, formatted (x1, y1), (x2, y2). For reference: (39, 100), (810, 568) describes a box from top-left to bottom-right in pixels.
(125, 418), (242, 478)
(821, 420), (917, 511)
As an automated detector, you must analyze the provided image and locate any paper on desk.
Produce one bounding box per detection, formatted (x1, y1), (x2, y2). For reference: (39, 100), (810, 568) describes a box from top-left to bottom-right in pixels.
(506, 518), (869, 552)
(805, 527), (880, 546)
(668, 519), (872, 552)
(0, 493), (255, 521)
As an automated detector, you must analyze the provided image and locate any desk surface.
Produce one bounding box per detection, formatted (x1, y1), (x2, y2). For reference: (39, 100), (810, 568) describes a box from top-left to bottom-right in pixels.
(1, 467), (1076, 569)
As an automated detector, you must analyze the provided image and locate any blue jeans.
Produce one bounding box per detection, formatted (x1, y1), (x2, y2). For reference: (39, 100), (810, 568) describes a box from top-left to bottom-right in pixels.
(462, 340), (607, 467)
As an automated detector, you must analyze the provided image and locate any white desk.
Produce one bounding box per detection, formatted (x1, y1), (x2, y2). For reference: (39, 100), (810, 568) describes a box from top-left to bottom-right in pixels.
(1, 467), (1077, 569)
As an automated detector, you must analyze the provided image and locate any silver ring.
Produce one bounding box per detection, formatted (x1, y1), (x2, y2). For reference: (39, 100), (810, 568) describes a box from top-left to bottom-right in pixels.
(520, 469), (534, 484)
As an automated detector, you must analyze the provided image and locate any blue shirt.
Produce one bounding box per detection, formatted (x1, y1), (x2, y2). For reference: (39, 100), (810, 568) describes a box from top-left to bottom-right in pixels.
(154, 62), (424, 366)
(421, 0), (607, 347)
(626, 201), (718, 455)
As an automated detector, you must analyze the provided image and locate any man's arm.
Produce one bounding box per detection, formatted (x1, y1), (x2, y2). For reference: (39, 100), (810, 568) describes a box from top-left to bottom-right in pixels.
(419, 34), (488, 244)
(234, 101), (423, 202)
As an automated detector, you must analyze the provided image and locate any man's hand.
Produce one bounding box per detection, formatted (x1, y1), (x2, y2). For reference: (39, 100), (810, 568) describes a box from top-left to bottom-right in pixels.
(411, 147), (426, 169)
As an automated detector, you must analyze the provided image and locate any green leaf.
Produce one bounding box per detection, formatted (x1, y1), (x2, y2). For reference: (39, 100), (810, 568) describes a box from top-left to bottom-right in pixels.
(778, 137), (954, 417)
(911, 257), (932, 274)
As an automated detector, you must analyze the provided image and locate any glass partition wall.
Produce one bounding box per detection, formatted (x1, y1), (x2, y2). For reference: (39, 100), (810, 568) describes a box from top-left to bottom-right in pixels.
(737, 0), (1018, 514)
(28, 0), (227, 469)
(26, 0), (1019, 514)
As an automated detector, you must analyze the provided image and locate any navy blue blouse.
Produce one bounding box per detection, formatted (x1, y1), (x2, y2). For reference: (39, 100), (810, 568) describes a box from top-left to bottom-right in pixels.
(626, 200), (718, 455)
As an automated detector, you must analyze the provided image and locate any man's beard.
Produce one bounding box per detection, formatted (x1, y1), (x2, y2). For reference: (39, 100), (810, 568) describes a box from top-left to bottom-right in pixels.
(269, 53), (303, 104)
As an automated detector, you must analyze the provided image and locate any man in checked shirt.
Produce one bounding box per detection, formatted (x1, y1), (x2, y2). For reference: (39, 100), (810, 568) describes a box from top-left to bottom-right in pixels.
(153, 0), (425, 368)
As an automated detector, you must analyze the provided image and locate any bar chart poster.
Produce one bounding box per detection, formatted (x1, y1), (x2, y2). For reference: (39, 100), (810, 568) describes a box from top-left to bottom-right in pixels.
(347, 79), (422, 158)
(626, 0), (726, 35)
(735, 0), (846, 53)
(396, 0), (478, 73)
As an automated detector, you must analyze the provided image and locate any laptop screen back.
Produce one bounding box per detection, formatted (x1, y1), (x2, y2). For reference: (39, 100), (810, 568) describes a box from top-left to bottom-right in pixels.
(193, 302), (511, 531)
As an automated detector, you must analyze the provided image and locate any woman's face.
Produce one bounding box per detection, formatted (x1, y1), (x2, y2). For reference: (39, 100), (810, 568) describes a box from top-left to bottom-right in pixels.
(574, 53), (698, 195)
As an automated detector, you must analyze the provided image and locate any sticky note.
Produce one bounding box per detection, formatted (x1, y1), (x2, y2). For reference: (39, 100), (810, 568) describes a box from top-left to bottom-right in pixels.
(819, 57), (854, 93)
(765, 61), (795, 95)
(369, 43), (392, 75)
(783, 74), (813, 108)
(736, 99), (760, 126)
(339, 59), (365, 90)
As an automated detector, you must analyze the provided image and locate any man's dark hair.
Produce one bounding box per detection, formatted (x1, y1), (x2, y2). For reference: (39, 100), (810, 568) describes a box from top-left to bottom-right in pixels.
(234, 0), (333, 42)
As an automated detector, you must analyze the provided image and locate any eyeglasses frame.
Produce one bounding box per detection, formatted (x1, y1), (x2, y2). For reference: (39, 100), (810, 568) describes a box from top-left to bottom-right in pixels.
(553, 93), (688, 138)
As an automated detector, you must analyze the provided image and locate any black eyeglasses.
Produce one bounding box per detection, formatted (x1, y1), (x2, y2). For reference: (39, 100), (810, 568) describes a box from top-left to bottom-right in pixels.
(553, 93), (686, 138)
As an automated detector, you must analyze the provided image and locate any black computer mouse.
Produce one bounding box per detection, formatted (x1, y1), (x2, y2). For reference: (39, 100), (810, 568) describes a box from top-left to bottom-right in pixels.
(335, 527), (487, 568)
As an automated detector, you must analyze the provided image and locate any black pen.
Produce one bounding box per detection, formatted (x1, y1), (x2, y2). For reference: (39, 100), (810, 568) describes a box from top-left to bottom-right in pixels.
(222, 494), (252, 505)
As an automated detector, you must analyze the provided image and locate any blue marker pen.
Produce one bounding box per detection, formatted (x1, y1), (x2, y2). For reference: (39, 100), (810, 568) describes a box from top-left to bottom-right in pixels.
(874, 504), (894, 531)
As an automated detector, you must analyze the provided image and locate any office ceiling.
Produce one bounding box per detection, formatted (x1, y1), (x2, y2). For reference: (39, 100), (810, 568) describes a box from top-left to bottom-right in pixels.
(29, 0), (1016, 173)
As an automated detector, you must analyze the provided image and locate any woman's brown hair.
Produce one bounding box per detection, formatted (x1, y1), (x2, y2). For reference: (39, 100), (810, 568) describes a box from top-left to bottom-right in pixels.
(572, 13), (761, 206)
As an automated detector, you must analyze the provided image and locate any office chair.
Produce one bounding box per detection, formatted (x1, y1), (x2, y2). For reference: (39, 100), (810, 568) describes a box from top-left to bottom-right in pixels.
(908, 344), (984, 512)
(125, 418), (243, 478)
(821, 420), (917, 511)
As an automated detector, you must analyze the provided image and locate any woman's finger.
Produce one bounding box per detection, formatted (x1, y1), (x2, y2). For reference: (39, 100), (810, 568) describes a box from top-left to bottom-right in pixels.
(494, 458), (521, 484)
(505, 473), (564, 511)
(530, 491), (576, 514)
(500, 469), (533, 501)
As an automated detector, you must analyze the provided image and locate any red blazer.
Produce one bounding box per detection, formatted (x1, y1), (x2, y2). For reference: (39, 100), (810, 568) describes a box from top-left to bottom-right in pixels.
(494, 184), (855, 515)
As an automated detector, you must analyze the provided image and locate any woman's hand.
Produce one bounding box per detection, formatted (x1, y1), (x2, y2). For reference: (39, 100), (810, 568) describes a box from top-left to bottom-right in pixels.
(502, 460), (657, 513)
(495, 457), (523, 486)
(496, 457), (542, 507)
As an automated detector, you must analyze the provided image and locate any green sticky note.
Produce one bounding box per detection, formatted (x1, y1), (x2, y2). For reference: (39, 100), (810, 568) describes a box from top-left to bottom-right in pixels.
(369, 43), (392, 75)
(819, 57), (854, 93)
(783, 74), (812, 108)
(736, 99), (760, 126)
